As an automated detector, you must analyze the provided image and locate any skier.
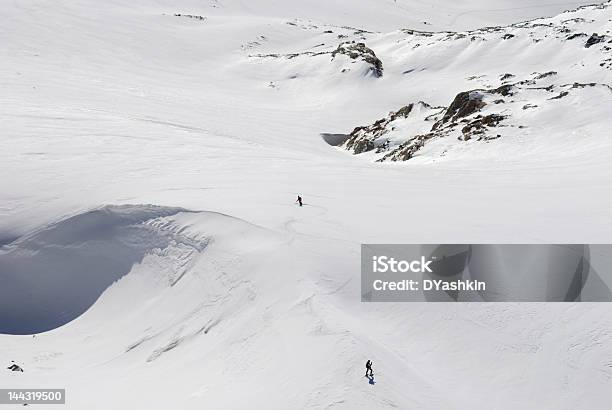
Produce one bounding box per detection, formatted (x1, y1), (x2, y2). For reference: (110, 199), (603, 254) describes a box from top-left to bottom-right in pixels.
(365, 360), (373, 377)
(296, 195), (303, 207)
(7, 361), (23, 372)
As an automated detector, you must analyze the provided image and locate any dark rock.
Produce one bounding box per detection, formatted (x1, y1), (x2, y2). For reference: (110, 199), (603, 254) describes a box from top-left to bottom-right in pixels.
(437, 91), (486, 127)
(585, 33), (606, 48)
(492, 84), (515, 96)
(571, 82), (597, 88)
(342, 102), (439, 155)
(380, 133), (437, 162)
(332, 42), (383, 77)
(175, 13), (206, 21)
(395, 104), (415, 118)
(549, 91), (569, 100)
(534, 71), (557, 79)
(567, 32), (587, 40)
(461, 114), (506, 139)
(349, 138), (375, 154)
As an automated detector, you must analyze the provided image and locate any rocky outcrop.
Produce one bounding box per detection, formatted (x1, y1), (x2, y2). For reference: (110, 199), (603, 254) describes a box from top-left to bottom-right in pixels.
(567, 32), (588, 40)
(585, 33), (606, 48)
(332, 42), (383, 77)
(342, 102), (444, 155)
(380, 133), (437, 162)
(460, 114), (506, 140)
(434, 91), (486, 129)
(174, 13), (206, 21)
(340, 85), (522, 161)
(344, 104), (416, 154)
(250, 41), (383, 77)
(336, 75), (612, 162)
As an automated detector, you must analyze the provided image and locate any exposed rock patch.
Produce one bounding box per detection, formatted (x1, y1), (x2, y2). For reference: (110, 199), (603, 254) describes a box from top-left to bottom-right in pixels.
(174, 13), (206, 21)
(331, 42), (383, 77)
(460, 114), (507, 140)
(343, 102), (440, 154)
(585, 33), (606, 48)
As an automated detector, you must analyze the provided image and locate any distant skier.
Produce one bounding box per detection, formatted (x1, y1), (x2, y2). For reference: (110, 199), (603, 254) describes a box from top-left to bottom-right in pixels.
(296, 195), (303, 207)
(7, 361), (23, 372)
(365, 360), (373, 377)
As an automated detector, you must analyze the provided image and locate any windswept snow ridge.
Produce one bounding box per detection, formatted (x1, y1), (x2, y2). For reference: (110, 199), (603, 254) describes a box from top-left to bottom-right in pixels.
(0, 205), (207, 334)
(0, 205), (286, 336)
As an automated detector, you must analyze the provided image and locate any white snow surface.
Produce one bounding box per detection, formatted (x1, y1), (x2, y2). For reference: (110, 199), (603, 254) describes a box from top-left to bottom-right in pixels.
(2, 1), (612, 409)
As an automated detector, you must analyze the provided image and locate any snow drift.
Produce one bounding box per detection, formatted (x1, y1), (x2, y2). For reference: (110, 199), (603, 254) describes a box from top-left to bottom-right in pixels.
(0, 205), (284, 335)
(0, 205), (202, 334)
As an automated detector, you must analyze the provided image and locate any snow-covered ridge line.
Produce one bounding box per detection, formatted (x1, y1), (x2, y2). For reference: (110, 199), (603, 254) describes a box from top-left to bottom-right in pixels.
(0, 205), (206, 334)
(0, 205), (281, 335)
(393, 1), (611, 35)
(250, 41), (384, 77)
(326, 2), (611, 162)
(340, 80), (612, 162)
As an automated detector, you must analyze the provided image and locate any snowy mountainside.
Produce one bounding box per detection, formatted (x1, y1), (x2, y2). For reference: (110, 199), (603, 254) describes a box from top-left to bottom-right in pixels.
(246, 2), (612, 162)
(2, 1), (612, 409)
(3, 205), (612, 409)
(168, 0), (610, 31)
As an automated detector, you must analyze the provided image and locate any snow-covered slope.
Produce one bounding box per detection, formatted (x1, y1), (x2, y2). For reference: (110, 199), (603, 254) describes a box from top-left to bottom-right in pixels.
(111, 0), (609, 32)
(2, 1), (612, 409)
(3, 206), (612, 409)
(247, 3), (612, 163)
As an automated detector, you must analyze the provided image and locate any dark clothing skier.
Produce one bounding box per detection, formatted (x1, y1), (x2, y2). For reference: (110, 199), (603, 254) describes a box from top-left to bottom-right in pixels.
(7, 362), (23, 372)
(296, 195), (303, 207)
(365, 360), (373, 377)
